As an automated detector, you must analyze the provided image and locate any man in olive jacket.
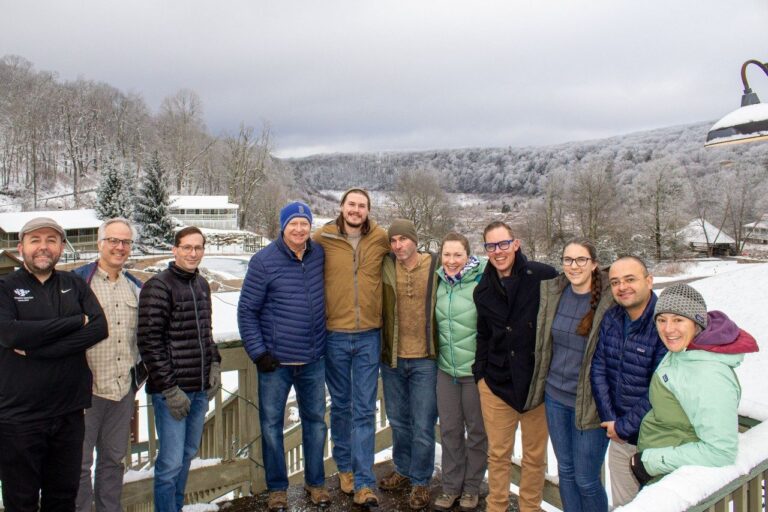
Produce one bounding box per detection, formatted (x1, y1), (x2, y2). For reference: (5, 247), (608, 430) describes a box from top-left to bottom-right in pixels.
(472, 221), (556, 512)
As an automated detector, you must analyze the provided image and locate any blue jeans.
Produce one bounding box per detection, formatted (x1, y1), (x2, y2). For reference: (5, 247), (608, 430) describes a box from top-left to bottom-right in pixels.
(151, 391), (209, 512)
(380, 357), (437, 486)
(258, 358), (327, 490)
(545, 394), (609, 512)
(325, 329), (381, 490)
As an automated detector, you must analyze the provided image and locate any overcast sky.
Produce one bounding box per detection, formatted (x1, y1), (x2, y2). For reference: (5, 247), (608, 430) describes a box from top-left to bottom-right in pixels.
(1, 0), (766, 157)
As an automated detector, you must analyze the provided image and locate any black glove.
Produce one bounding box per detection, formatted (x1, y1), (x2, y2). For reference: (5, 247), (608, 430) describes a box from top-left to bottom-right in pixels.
(162, 386), (191, 421)
(256, 352), (281, 373)
(630, 452), (653, 486)
(207, 362), (221, 400)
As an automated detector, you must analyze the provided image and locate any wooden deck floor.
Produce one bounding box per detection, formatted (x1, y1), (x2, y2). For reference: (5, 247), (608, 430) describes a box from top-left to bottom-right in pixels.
(220, 460), (516, 511)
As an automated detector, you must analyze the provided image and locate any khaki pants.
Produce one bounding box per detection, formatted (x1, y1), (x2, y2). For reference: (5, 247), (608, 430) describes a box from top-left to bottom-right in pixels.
(478, 379), (547, 512)
(608, 440), (639, 508)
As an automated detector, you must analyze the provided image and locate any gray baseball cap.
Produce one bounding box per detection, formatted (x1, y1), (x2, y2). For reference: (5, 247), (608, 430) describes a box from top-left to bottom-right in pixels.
(19, 217), (66, 240)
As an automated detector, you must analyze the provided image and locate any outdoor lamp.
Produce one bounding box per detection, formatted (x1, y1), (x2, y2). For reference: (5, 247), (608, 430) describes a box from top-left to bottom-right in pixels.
(705, 59), (768, 147)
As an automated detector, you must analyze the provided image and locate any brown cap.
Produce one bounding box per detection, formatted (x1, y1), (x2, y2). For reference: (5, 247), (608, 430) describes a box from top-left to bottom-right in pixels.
(388, 218), (418, 244)
(19, 217), (66, 240)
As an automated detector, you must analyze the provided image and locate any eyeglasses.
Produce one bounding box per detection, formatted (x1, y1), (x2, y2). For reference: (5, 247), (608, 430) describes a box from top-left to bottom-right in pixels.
(484, 239), (515, 253)
(101, 237), (133, 248)
(562, 256), (592, 267)
(177, 245), (205, 254)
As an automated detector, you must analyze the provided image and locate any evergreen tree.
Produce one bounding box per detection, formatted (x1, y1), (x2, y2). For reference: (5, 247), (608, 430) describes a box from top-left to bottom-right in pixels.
(95, 155), (134, 220)
(134, 153), (175, 247)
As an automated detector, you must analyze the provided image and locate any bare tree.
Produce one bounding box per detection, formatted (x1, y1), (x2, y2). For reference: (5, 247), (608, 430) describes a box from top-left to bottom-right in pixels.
(723, 162), (768, 253)
(570, 159), (618, 241)
(389, 168), (455, 251)
(156, 89), (215, 193)
(226, 122), (273, 228)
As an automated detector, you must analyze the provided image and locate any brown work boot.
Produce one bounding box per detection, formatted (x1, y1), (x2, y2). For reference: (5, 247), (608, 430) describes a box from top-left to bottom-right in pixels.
(353, 487), (380, 507)
(339, 471), (354, 495)
(305, 485), (331, 506)
(432, 492), (459, 511)
(458, 492), (479, 511)
(379, 470), (410, 491)
(409, 485), (431, 510)
(267, 490), (288, 511)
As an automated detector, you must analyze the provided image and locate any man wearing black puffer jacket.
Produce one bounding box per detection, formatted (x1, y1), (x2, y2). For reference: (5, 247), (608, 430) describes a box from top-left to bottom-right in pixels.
(472, 221), (557, 512)
(137, 226), (221, 512)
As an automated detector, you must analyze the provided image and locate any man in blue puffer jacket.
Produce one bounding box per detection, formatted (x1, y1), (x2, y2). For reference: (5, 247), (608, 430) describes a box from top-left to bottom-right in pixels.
(237, 201), (329, 511)
(590, 256), (667, 507)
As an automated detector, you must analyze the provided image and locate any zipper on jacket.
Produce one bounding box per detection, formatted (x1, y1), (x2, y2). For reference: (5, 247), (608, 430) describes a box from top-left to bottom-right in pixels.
(447, 285), (458, 381)
(302, 261), (318, 358)
(190, 280), (206, 391)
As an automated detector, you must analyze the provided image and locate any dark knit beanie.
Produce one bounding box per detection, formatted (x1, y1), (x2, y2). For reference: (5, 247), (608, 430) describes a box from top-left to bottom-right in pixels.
(280, 201), (313, 233)
(388, 218), (418, 244)
(654, 283), (708, 330)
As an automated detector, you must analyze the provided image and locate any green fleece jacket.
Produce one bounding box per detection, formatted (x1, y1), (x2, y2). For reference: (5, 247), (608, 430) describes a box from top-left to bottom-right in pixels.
(638, 349), (743, 476)
(435, 258), (486, 378)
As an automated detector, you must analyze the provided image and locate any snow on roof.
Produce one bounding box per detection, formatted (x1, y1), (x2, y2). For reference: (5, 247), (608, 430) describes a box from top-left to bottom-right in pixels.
(677, 219), (735, 244)
(0, 209), (102, 233)
(169, 196), (238, 210)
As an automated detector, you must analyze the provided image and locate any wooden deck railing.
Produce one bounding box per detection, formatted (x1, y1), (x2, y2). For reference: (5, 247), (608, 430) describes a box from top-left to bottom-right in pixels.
(72, 341), (767, 512)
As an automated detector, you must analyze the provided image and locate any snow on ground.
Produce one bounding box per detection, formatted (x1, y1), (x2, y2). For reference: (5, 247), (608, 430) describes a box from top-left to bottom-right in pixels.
(616, 262), (768, 511)
(651, 259), (744, 283)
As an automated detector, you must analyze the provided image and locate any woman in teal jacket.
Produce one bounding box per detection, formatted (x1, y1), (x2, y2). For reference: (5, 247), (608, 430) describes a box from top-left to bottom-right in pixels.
(432, 232), (487, 512)
(632, 284), (759, 485)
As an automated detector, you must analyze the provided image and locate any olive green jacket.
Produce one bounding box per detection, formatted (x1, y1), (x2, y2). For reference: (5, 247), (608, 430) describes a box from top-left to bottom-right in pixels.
(526, 269), (614, 429)
(381, 252), (439, 368)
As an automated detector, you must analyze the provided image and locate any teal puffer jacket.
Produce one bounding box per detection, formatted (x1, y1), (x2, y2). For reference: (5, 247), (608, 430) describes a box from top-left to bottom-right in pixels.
(435, 258), (487, 378)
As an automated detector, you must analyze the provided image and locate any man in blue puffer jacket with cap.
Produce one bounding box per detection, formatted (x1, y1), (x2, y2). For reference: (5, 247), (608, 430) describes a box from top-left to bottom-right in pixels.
(238, 201), (329, 511)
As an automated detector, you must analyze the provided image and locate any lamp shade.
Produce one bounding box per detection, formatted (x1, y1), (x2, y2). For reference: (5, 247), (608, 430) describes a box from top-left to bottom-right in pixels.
(705, 103), (768, 147)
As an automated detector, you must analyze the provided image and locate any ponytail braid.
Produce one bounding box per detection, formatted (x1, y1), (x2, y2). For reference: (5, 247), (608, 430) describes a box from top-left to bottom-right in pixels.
(576, 268), (601, 336)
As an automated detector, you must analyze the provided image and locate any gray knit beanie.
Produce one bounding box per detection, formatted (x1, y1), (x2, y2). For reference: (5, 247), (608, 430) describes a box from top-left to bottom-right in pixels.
(654, 283), (708, 330)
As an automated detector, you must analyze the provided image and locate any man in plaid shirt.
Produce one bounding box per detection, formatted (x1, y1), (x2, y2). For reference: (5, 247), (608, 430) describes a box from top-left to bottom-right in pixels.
(73, 218), (144, 512)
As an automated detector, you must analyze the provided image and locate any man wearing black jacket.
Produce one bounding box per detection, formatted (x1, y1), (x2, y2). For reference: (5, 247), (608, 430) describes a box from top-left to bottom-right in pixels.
(0, 217), (108, 512)
(472, 221), (556, 512)
(137, 226), (221, 512)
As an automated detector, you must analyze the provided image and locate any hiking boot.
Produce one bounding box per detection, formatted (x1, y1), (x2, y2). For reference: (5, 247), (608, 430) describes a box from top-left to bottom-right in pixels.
(409, 485), (431, 510)
(458, 492), (479, 511)
(305, 485), (331, 506)
(432, 492), (459, 510)
(339, 471), (354, 495)
(267, 490), (288, 511)
(379, 471), (410, 491)
(353, 487), (380, 507)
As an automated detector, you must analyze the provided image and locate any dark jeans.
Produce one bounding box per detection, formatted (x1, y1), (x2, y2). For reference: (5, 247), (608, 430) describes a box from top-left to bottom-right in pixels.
(380, 357), (437, 486)
(0, 410), (86, 512)
(545, 394), (609, 512)
(258, 358), (328, 491)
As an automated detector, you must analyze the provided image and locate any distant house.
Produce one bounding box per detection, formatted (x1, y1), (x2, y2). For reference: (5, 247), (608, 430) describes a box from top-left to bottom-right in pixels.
(0, 209), (102, 254)
(169, 196), (239, 230)
(743, 217), (768, 244)
(0, 250), (22, 275)
(677, 219), (737, 256)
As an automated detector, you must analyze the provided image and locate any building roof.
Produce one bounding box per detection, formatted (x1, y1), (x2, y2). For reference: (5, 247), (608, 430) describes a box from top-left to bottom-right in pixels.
(169, 196), (239, 210)
(678, 219), (736, 244)
(0, 209), (102, 233)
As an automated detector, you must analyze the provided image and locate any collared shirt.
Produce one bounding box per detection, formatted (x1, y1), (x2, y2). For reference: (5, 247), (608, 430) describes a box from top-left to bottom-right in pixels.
(87, 266), (139, 401)
(395, 252), (432, 358)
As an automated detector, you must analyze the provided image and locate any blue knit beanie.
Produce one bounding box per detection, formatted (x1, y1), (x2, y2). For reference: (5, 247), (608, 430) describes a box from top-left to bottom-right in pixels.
(280, 201), (313, 232)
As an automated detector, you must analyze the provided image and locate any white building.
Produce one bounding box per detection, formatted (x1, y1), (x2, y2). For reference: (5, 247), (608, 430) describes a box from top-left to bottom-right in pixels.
(169, 196), (239, 230)
(677, 219), (737, 256)
(0, 209), (102, 254)
(743, 217), (768, 244)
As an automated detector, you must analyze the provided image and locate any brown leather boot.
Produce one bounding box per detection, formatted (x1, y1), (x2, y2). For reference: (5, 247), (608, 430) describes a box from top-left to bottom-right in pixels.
(267, 490), (288, 511)
(304, 485), (331, 506)
(378, 471), (410, 491)
(338, 471), (354, 495)
(409, 485), (430, 510)
(353, 487), (380, 507)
